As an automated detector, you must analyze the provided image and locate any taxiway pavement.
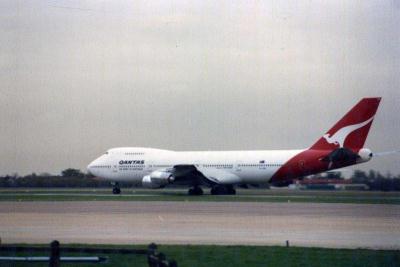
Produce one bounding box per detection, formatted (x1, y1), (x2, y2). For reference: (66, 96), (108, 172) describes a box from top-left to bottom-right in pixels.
(1, 201), (399, 249)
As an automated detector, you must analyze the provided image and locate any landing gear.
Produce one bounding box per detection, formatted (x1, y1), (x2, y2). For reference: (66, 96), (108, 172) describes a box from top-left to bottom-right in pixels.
(188, 186), (203, 196)
(210, 185), (236, 195)
(112, 182), (121, 195)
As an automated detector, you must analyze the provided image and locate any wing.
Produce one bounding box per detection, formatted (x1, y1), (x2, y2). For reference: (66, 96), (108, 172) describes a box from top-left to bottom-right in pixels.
(171, 164), (241, 186)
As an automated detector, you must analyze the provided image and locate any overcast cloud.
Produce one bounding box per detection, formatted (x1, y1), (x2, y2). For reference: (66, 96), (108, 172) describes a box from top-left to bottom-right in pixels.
(0, 0), (399, 175)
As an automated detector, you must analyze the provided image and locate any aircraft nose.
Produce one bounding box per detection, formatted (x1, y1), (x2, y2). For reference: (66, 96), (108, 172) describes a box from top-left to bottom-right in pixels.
(87, 163), (93, 175)
(87, 160), (97, 175)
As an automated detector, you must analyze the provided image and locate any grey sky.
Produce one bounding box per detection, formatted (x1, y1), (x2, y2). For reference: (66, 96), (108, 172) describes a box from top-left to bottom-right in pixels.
(0, 0), (399, 176)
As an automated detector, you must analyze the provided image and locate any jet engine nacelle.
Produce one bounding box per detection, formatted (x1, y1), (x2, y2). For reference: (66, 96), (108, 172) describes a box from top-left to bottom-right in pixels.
(357, 148), (373, 163)
(142, 175), (162, 189)
(141, 170), (174, 189)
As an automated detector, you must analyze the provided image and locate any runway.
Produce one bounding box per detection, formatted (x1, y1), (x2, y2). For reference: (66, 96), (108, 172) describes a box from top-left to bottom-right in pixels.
(1, 201), (399, 249)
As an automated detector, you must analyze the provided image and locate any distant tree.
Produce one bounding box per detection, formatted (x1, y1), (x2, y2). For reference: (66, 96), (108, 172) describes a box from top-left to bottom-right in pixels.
(351, 169), (399, 191)
(61, 168), (84, 178)
(394, 177), (400, 191)
(351, 170), (368, 184)
(5, 175), (17, 187)
(0, 170), (119, 188)
(0, 175), (12, 187)
(368, 170), (376, 180)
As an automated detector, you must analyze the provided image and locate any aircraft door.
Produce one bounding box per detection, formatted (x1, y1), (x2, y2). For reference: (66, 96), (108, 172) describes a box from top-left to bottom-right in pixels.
(259, 160), (266, 170)
(235, 161), (242, 172)
(112, 164), (118, 173)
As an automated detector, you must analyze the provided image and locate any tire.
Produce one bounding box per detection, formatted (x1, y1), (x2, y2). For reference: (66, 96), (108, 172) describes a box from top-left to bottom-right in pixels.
(194, 187), (203, 195)
(210, 188), (217, 195)
(211, 186), (226, 195)
(227, 188), (236, 195)
(211, 186), (236, 195)
(112, 188), (121, 194)
(188, 187), (203, 196)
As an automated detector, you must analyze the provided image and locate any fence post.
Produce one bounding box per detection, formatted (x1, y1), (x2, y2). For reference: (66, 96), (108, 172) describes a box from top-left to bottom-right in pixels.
(49, 240), (60, 267)
(147, 243), (158, 267)
(158, 252), (166, 267)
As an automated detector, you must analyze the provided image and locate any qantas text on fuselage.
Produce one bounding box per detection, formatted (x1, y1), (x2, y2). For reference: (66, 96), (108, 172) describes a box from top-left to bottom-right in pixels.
(87, 98), (383, 195)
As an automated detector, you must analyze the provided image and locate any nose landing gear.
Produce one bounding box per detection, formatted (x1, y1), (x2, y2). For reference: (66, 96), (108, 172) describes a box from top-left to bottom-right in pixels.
(112, 182), (121, 195)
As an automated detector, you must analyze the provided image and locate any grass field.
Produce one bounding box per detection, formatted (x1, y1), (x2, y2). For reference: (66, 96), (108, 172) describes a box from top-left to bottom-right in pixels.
(0, 244), (399, 267)
(0, 188), (399, 204)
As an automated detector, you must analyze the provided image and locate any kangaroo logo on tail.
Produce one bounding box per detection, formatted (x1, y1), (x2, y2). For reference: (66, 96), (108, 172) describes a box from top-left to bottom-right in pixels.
(323, 116), (374, 148)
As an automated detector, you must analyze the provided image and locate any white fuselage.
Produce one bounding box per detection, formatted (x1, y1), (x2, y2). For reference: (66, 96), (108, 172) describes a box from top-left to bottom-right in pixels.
(86, 98), (381, 190)
(87, 147), (303, 184)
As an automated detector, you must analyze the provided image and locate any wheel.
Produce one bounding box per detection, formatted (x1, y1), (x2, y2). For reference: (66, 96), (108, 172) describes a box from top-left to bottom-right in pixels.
(193, 187), (203, 195)
(112, 187), (121, 194)
(210, 185), (236, 195)
(227, 188), (236, 195)
(188, 187), (203, 196)
(211, 186), (226, 195)
(111, 182), (121, 195)
(210, 187), (217, 195)
(226, 186), (236, 195)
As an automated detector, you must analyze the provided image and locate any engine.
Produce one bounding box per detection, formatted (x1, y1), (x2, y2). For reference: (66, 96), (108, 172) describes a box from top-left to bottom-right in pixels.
(141, 170), (174, 189)
(357, 148), (373, 163)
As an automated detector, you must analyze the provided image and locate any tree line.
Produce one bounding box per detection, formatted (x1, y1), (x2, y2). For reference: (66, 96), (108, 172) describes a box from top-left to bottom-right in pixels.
(0, 169), (137, 188)
(350, 169), (400, 191)
(0, 168), (400, 191)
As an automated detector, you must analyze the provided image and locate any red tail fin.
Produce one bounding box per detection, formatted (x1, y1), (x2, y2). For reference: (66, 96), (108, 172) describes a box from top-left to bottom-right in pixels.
(310, 97), (381, 151)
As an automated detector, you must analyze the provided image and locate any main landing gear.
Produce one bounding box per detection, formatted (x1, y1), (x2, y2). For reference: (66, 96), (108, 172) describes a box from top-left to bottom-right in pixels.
(210, 185), (236, 195)
(188, 186), (203, 196)
(112, 182), (121, 195)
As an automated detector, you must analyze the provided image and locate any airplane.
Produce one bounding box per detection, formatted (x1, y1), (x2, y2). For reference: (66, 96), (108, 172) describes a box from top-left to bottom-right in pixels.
(87, 97), (388, 195)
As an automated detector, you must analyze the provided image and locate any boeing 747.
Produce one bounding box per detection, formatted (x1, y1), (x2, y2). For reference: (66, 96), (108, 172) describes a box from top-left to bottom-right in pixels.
(87, 97), (387, 195)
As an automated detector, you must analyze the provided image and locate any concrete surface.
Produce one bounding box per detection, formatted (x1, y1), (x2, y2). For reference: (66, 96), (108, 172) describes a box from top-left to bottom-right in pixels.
(1, 201), (399, 249)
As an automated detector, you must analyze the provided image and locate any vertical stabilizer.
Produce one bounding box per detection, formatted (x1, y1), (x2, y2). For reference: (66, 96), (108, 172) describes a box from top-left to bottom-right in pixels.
(310, 98), (381, 151)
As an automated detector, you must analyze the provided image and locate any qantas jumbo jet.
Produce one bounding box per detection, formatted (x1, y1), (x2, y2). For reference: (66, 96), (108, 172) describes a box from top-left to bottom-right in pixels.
(87, 97), (387, 195)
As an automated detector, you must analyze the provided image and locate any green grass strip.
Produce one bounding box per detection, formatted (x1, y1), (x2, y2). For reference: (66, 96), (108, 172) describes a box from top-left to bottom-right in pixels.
(1, 244), (399, 267)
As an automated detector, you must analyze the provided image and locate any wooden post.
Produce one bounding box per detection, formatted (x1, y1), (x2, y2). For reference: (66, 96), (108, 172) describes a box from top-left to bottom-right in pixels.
(49, 240), (60, 267)
(147, 243), (157, 267)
